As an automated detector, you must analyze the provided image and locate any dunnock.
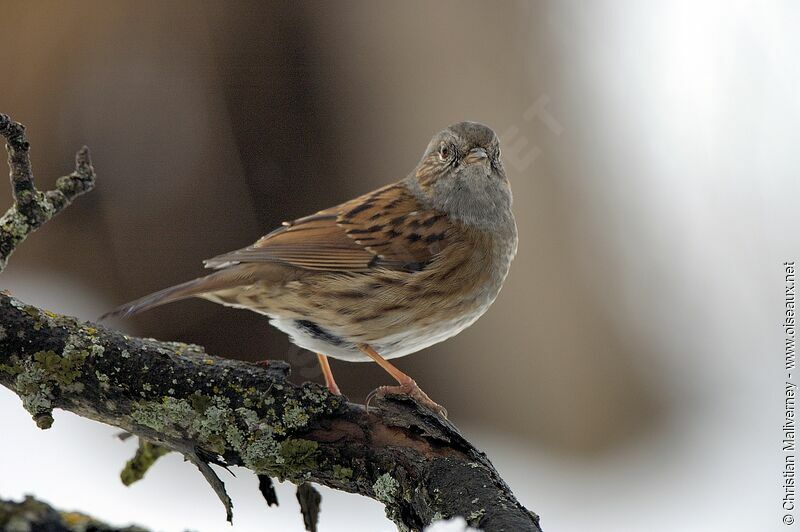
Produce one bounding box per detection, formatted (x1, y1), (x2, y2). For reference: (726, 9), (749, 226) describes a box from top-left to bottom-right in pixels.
(103, 122), (517, 417)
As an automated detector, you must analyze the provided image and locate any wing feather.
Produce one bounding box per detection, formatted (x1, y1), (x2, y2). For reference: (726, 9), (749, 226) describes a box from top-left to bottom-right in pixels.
(204, 182), (453, 272)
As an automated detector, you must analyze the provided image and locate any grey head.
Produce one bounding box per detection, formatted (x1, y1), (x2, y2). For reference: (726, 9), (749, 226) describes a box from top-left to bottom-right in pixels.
(406, 121), (514, 230)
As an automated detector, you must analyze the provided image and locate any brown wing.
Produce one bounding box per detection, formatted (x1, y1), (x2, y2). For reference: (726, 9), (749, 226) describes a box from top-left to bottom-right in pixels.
(203, 182), (453, 272)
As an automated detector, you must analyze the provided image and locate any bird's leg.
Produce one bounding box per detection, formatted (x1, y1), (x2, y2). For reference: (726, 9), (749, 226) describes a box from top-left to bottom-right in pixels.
(358, 344), (447, 418)
(316, 353), (341, 395)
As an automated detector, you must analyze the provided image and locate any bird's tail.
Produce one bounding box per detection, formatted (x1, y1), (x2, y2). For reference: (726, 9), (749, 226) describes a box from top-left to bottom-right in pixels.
(99, 267), (251, 320)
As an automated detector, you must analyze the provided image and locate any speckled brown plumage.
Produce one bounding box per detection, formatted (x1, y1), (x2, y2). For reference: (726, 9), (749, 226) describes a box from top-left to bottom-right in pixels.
(103, 122), (518, 417)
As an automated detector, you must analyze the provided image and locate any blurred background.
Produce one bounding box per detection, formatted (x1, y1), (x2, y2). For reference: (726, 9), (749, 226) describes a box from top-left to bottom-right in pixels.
(0, 1), (797, 530)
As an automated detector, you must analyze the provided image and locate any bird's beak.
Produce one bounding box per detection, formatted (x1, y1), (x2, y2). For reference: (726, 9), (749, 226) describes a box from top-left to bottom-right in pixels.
(464, 147), (489, 165)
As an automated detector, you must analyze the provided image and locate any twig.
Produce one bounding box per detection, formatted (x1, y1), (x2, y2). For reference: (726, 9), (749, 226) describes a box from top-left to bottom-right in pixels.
(0, 114), (95, 272)
(296, 482), (322, 532)
(0, 114), (541, 532)
(120, 440), (171, 486)
(258, 475), (280, 507)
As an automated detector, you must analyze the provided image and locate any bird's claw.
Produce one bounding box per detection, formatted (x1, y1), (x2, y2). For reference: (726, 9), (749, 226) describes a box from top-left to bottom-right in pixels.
(366, 381), (448, 418)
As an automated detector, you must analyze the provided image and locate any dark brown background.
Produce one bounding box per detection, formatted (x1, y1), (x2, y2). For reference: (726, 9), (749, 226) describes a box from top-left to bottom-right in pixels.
(0, 0), (659, 451)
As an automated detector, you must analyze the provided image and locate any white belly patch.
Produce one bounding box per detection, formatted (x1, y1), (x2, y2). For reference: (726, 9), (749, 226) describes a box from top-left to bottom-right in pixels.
(269, 310), (484, 363)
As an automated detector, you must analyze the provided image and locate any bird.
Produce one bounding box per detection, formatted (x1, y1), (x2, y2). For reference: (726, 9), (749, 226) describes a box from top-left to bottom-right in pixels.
(102, 121), (517, 417)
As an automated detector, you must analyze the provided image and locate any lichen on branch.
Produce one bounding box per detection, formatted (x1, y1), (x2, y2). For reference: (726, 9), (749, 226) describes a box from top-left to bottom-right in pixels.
(0, 495), (148, 532)
(0, 114), (95, 271)
(120, 440), (171, 486)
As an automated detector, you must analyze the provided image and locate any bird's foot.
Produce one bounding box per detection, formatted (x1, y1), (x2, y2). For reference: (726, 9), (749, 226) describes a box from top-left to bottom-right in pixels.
(366, 380), (448, 418)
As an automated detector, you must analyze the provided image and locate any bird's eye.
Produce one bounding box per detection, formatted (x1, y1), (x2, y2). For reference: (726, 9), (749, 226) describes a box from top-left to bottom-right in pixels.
(438, 143), (452, 161)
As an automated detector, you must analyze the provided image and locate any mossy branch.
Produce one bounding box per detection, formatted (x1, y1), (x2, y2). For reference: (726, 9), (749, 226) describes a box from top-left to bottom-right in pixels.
(120, 440), (171, 486)
(0, 114), (95, 272)
(0, 495), (148, 532)
(0, 114), (541, 532)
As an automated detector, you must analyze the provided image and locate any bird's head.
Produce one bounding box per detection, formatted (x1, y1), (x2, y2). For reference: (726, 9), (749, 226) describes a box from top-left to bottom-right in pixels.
(410, 121), (512, 228)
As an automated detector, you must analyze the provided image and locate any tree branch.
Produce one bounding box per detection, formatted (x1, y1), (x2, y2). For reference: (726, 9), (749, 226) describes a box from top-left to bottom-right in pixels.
(0, 114), (95, 272)
(0, 495), (148, 532)
(0, 114), (541, 532)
